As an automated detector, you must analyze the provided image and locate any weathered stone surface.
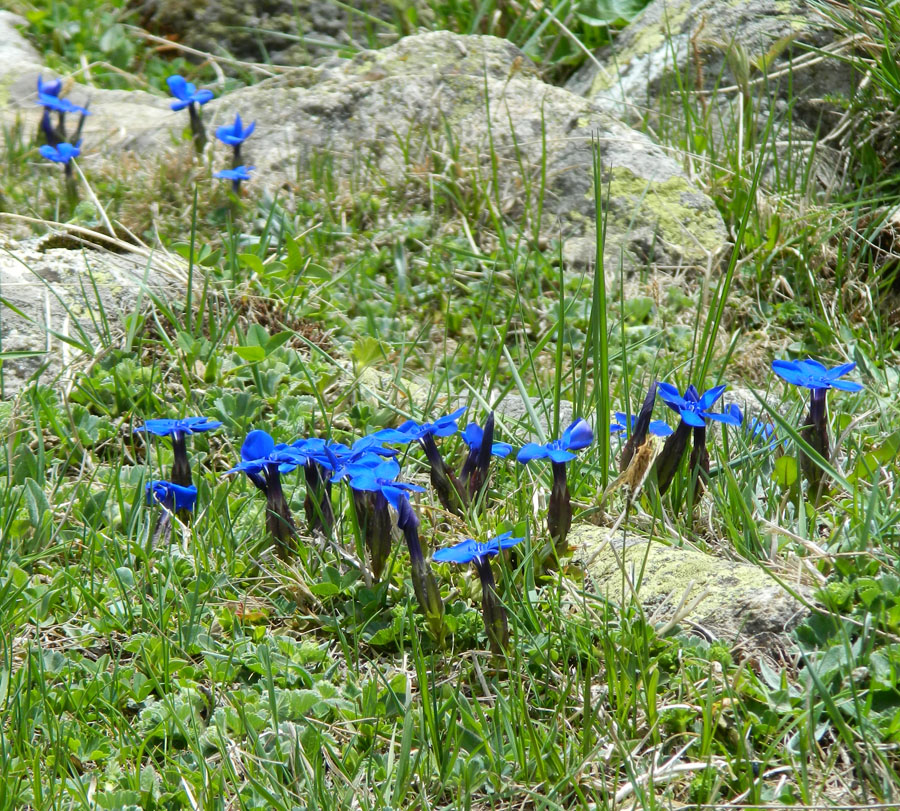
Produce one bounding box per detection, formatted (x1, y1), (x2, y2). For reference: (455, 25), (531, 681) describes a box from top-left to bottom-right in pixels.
(573, 523), (811, 659)
(568, 0), (857, 132)
(130, 0), (403, 67)
(494, 394), (576, 438)
(4, 30), (727, 273)
(0, 12), (41, 86)
(0, 237), (184, 397)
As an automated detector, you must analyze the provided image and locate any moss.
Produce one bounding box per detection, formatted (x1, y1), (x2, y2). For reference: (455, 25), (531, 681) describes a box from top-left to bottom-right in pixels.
(606, 167), (725, 254)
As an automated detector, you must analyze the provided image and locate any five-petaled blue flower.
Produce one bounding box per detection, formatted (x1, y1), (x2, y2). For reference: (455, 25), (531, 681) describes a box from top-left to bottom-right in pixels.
(657, 384), (743, 428)
(135, 416), (222, 438)
(374, 406), (468, 444)
(216, 114), (255, 146)
(146, 480), (198, 512)
(433, 531), (524, 565)
(339, 458), (425, 509)
(610, 412), (674, 438)
(39, 142), (81, 164)
(516, 418), (594, 464)
(771, 359), (863, 393)
(214, 165), (255, 183)
(166, 75), (214, 111)
(461, 422), (513, 459)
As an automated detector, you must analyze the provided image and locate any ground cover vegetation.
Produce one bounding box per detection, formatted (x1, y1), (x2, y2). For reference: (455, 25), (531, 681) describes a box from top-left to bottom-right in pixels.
(2, 0), (900, 808)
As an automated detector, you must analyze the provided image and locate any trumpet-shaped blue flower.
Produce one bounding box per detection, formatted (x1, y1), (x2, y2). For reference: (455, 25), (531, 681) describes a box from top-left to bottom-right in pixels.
(37, 94), (89, 116)
(433, 531), (524, 565)
(374, 406), (467, 444)
(135, 416), (223, 438)
(146, 480), (198, 512)
(37, 76), (62, 98)
(516, 418), (594, 464)
(216, 114), (255, 146)
(341, 458), (425, 509)
(610, 412), (674, 438)
(39, 142), (81, 164)
(657, 384), (743, 428)
(215, 165), (255, 183)
(461, 422), (513, 459)
(771, 359), (863, 393)
(166, 75), (214, 111)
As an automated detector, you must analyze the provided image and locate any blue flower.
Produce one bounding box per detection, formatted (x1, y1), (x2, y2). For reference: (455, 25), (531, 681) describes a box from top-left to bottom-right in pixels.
(135, 416), (222, 438)
(771, 359), (863, 393)
(37, 75), (62, 98)
(166, 75), (214, 111)
(610, 412), (673, 438)
(216, 114), (255, 146)
(433, 531), (524, 565)
(460, 422), (513, 459)
(37, 94), (89, 116)
(39, 142), (81, 164)
(374, 406), (467, 443)
(214, 166), (255, 189)
(657, 384), (743, 428)
(340, 458), (425, 509)
(516, 418), (594, 464)
(146, 480), (198, 512)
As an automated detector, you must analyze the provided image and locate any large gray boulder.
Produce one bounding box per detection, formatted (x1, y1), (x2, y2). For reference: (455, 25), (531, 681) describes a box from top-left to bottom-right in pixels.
(0, 237), (185, 397)
(4, 29), (727, 273)
(567, 0), (857, 132)
(573, 523), (812, 660)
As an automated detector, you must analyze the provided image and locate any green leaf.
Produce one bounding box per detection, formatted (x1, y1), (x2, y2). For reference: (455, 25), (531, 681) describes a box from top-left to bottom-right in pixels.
(772, 455), (798, 488)
(233, 345), (266, 363)
(238, 253), (265, 275)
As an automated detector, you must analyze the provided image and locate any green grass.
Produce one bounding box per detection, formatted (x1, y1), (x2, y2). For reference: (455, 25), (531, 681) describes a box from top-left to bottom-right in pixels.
(2, 0), (900, 808)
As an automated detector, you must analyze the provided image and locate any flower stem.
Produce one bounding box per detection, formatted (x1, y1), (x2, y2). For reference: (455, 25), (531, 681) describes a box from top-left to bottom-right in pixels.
(548, 461), (572, 557)
(474, 557), (509, 657)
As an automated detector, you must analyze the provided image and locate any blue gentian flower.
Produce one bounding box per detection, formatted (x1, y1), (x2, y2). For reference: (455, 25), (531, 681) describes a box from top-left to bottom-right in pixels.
(37, 76), (62, 98)
(460, 422), (513, 459)
(135, 416), (223, 438)
(135, 415), (220, 489)
(610, 412), (673, 438)
(167, 74), (213, 150)
(375, 407), (469, 516)
(166, 75), (214, 111)
(216, 114), (255, 146)
(341, 458), (425, 509)
(215, 165), (254, 193)
(146, 480), (198, 512)
(39, 142), (80, 164)
(517, 419), (593, 556)
(434, 531), (524, 655)
(516, 418), (594, 464)
(657, 384), (743, 428)
(433, 531), (524, 565)
(37, 95), (89, 116)
(771, 359), (863, 393)
(771, 359), (861, 496)
(459, 413), (511, 500)
(226, 429), (299, 550)
(653, 384), (741, 498)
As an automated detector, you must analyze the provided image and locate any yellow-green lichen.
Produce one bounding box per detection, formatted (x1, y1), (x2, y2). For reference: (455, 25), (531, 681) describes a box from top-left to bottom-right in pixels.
(606, 167), (725, 254)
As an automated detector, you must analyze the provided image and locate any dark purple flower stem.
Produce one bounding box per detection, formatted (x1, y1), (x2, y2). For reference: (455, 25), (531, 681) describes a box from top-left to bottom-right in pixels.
(397, 497), (444, 642)
(265, 462), (298, 556)
(548, 461), (572, 557)
(303, 461), (334, 534)
(188, 102), (206, 151)
(420, 433), (467, 516)
(655, 419), (692, 495)
(473, 556), (509, 656)
(802, 389), (829, 498)
(688, 425), (709, 504)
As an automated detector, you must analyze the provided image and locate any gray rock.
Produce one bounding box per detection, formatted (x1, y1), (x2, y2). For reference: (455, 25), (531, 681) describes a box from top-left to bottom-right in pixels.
(573, 523), (812, 660)
(494, 393), (576, 440)
(568, 0), (856, 130)
(4, 31), (727, 274)
(0, 12), (41, 85)
(0, 237), (184, 397)
(567, 0), (856, 187)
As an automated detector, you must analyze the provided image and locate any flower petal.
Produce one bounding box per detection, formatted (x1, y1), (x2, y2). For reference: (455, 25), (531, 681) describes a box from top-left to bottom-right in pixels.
(516, 443), (548, 463)
(433, 538), (479, 565)
(680, 408), (706, 428)
(241, 429), (275, 461)
(561, 418), (594, 451)
(698, 384), (727, 411)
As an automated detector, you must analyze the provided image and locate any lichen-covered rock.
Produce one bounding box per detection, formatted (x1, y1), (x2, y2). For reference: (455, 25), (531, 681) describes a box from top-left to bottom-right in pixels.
(130, 0), (406, 67)
(4, 30), (727, 274)
(567, 0), (857, 136)
(0, 238), (184, 397)
(573, 523), (811, 660)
